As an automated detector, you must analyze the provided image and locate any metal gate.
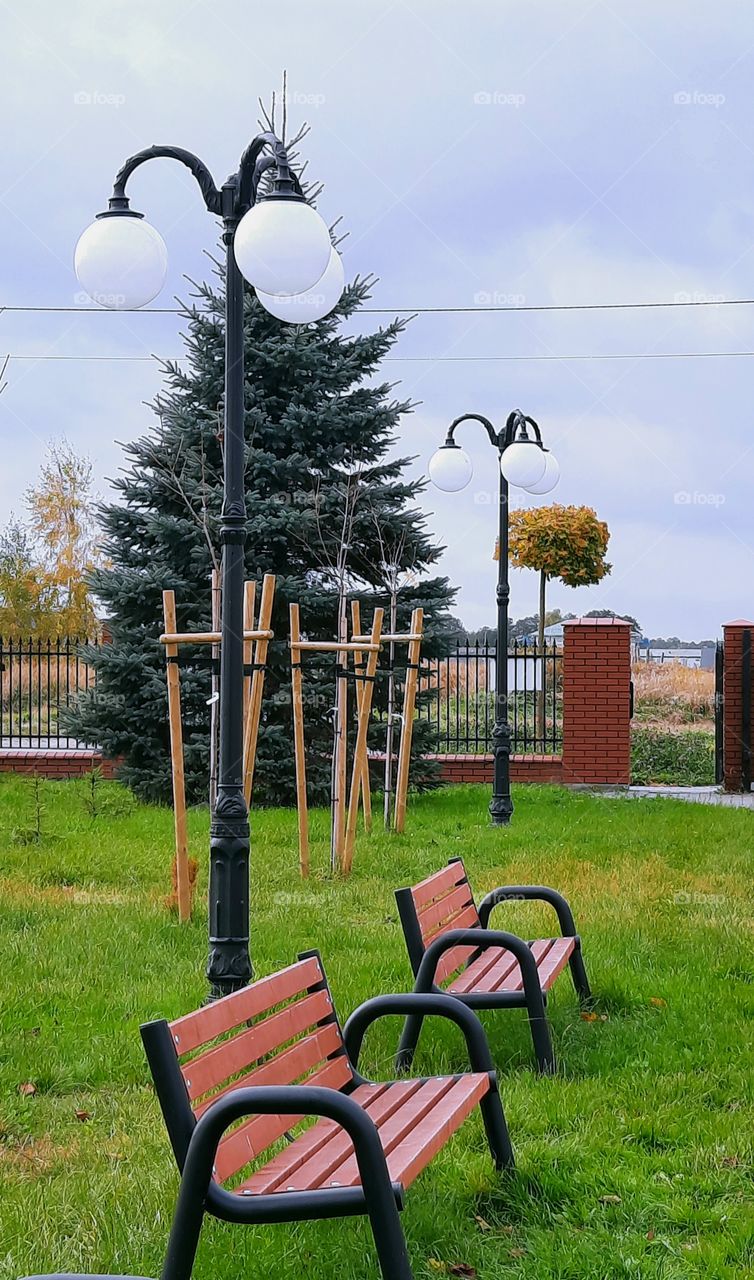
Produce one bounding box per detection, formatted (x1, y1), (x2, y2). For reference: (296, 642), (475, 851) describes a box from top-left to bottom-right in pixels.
(714, 639), (724, 784)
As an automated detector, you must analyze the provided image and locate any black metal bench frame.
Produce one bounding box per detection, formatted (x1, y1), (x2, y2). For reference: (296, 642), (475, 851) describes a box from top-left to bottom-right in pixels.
(396, 858), (592, 1074)
(141, 952), (513, 1280)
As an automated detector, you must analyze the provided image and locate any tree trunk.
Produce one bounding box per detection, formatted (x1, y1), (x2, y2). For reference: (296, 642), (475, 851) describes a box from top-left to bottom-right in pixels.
(331, 589), (348, 872)
(537, 570), (547, 745)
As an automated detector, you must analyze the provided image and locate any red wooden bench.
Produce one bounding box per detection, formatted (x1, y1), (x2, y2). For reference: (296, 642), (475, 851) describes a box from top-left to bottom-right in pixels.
(141, 949), (513, 1280)
(395, 857), (591, 1074)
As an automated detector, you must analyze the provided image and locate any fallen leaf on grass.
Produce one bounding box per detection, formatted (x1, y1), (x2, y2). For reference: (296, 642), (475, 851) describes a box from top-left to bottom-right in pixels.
(649, 997), (667, 1008)
(581, 1011), (599, 1022)
(599, 1194), (622, 1205)
(74, 1110), (91, 1123)
(646, 1229), (656, 1241)
(428, 1264), (477, 1278)
(473, 1215), (492, 1232)
(509, 1248), (527, 1259)
(18, 1082), (37, 1097)
(721, 1155), (740, 1168)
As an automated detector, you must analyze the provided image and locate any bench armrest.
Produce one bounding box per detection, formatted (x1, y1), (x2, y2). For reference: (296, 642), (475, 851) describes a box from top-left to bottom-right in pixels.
(160, 1085), (397, 1280)
(478, 885), (578, 937)
(343, 992), (495, 1076)
(413, 926), (542, 994)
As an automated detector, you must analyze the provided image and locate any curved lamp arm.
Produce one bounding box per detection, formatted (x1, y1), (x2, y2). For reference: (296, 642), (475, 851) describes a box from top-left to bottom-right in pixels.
(444, 410), (539, 454)
(444, 412), (500, 450)
(110, 145), (223, 215)
(108, 133), (304, 222)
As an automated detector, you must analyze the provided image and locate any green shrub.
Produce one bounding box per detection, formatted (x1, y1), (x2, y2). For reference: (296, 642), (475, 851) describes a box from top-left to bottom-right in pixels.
(631, 726), (715, 785)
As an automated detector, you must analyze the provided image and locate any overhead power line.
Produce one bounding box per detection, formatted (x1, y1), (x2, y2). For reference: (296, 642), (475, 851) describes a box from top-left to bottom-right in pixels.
(1, 297), (753, 316)
(5, 350), (754, 364)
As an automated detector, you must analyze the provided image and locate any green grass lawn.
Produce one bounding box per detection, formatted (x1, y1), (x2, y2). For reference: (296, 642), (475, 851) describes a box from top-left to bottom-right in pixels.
(1, 776), (753, 1280)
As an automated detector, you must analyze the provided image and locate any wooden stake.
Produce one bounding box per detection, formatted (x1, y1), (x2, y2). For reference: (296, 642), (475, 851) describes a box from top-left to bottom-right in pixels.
(242, 579), (256, 738)
(350, 600), (372, 833)
(289, 603), (310, 877)
(342, 607), (384, 874)
(162, 590), (192, 922)
(243, 574), (275, 806)
(394, 607), (424, 834)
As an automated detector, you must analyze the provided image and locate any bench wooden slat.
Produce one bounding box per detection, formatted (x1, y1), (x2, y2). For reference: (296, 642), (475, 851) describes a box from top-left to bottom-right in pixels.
(449, 945), (518, 995)
(410, 860), (468, 912)
(326, 1077), (456, 1188)
(214, 1055), (352, 1183)
(416, 882), (478, 943)
(170, 956), (323, 1054)
(520, 937), (574, 992)
(494, 938), (552, 993)
(239, 1081), (396, 1195)
(194, 1021), (348, 1118)
(386, 1075), (490, 1190)
(246, 1080), (426, 1195)
(434, 942), (479, 986)
(182, 990), (334, 1102)
(425, 901), (480, 949)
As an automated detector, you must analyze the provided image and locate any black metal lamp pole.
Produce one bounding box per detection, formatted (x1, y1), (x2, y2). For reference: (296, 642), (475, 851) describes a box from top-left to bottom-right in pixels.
(440, 411), (546, 826)
(105, 137), (303, 997)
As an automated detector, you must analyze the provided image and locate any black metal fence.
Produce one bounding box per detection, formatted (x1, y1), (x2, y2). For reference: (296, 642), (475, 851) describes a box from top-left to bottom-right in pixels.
(0, 632), (562, 758)
(418, 638), (563, 755)
(0, 636), (99, 748)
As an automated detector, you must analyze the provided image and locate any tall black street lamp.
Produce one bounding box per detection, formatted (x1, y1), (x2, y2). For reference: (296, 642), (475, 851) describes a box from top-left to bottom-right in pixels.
(75, 135), (345, 996)
(429, 411), (560, 825)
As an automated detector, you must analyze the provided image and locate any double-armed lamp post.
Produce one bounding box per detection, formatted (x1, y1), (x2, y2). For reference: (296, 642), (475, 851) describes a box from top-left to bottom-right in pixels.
(74, 133), (345, 997)
(429, 412), (560, 826)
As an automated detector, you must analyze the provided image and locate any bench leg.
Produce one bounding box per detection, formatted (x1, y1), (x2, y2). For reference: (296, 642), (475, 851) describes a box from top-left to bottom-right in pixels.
(480, 1079), (515, 1171)
(569, 942), (592, 1004)
(395, 1011), (424, 1074)
(361, 1167), (414, 1280)
(523, 984), (556, 1075)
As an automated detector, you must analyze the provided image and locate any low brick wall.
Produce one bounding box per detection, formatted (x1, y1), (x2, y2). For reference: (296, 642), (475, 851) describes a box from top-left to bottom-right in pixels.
(427, 753), (564, 784)
(0, 750), (119, 779)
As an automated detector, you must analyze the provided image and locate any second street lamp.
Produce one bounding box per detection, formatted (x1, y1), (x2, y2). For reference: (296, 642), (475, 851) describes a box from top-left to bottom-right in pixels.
(429, 411), (559, 826)
(75, 134), (344, 997)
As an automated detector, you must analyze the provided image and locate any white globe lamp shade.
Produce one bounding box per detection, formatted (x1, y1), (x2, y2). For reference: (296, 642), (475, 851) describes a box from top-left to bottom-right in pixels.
(256, 248), (344, 323)
(234, 197), (332, 296)
(500, 442), (547, 489)
(428, 445), (473, 493)
(74, 212), (167, 309)
(522, 451), (560, 494)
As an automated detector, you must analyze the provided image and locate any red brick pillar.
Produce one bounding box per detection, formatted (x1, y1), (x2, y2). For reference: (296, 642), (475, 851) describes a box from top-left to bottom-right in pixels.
(722, 620), (754, 792)
(561, 618), (632, 785)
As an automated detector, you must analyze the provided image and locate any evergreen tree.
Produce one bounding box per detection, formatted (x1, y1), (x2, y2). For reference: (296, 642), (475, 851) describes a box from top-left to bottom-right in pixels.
(68, 269), (456, 805)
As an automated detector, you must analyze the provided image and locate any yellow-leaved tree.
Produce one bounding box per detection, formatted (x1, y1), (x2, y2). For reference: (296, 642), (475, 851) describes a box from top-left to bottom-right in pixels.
(0, 441), (103, 638)
(509, 503), (611, 736)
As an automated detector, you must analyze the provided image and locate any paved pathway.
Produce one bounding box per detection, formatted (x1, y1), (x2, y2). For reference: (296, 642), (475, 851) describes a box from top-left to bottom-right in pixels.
(606, 784), (754, 809)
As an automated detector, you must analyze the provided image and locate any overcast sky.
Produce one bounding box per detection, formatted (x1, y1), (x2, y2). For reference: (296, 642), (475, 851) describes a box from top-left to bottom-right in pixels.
(1, 1), (753, 638)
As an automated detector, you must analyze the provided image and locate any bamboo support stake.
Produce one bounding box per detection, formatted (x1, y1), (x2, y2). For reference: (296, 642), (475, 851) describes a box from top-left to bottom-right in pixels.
(289, 603), (310, 877)
(162, 590), (192, 922)
(394, 607), (424, 834)
(350, 601), (372, 834)
(342, 607), (384, 875)
(243, 574), (275, 806)
(158, 630), (273, 645)
(242, 580), (256, 736)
